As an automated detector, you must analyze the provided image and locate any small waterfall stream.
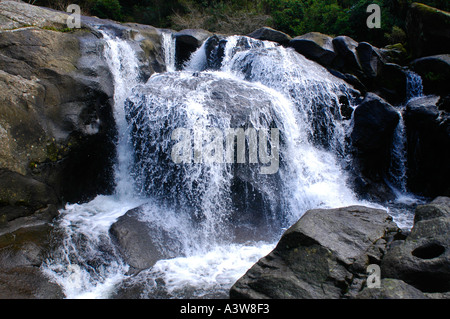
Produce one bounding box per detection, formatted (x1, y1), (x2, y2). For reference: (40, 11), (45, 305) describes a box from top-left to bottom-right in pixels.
(388, 70), (424, 198)
(41, 32), (416, 299)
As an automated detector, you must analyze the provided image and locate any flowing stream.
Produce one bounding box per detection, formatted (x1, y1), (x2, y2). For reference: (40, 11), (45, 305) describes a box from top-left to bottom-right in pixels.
(388, 70), (424, 201)
(42, 32), (417, 299)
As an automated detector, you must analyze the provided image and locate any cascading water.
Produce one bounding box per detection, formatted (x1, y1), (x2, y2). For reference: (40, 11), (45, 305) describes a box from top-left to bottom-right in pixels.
(41, 30), (146, 298)
(406, 70), (424, 101)
(388, 70), (424, 199)
(41, 32), (413, 299)
(162, 32), (176, 72)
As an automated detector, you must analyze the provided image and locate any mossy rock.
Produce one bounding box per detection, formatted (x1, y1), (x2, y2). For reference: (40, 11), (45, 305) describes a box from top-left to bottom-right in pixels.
(411, 54), (450, 96)
(406, 3), (450, 58)
(0, 169), (59, 224)
(381, 43), (408, 65)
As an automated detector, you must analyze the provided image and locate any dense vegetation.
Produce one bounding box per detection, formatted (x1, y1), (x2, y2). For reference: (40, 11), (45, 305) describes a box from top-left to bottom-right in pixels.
(33, 0), (449, 47)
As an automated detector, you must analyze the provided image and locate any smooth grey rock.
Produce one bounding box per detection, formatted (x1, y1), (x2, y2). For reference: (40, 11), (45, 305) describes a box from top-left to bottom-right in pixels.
(410, 54), (450, 96)
(351, 93), (400, 181)
(109, 206), (183, 273)
(230, 206), (400, 299)
(332, 35), (361, 72)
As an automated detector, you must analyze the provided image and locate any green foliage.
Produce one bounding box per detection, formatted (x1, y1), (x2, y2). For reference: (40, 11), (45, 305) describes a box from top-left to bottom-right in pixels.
(265, 0), (351, 37)
(385, 25), (407, 44)
(32, 0), (450, 46)
(91, 0), (123, 21)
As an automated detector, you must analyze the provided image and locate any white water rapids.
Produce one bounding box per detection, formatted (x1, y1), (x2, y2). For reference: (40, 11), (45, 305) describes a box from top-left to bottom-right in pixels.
(41, 31), (418, 299)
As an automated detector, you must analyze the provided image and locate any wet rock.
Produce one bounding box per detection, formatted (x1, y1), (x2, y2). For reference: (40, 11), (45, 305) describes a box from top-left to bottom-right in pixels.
(332, 36), (361, 72)
(203, 35), (228, 70)
(0, 170), (58, 226)
(0, 266), (63, 299)
(0, 224), (64, 298)
(124, 72), (284, 240)
(109, 206), (183, 274)
(351, 93), (400, 182)
(356, 42), (385, 80)
(374, 63), (407, 105)
(289, 32), (336, 67)
(404, 95), (450, 197)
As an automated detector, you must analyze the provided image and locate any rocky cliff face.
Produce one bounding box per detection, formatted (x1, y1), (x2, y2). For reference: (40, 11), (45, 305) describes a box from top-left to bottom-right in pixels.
(0, 0), (165, 298)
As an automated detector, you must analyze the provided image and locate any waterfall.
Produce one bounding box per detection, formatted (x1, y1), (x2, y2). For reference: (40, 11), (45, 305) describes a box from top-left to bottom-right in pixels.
(41, 31), (146, 298)
(406, 70), (424, 101)
(162, 32), (176, 72)
(388, 70), (424, 199)
(41, 34), (412, 299)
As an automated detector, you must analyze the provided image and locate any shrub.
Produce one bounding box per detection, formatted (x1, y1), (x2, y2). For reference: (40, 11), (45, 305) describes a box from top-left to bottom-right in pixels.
(91, 0), (123, 21)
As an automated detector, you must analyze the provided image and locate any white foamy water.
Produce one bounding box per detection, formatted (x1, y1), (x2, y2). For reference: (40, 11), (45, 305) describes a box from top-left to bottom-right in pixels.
(162, 31), (176, 72)
(387, 70), (425, 209)
(41, 195), (142, 299)
(138, 243), (274, 298)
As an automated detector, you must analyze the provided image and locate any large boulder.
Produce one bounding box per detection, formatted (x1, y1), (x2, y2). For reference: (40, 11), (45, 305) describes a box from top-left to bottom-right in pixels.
(404, 95), (450, 197)
(356, 42), (384, 80)
(373, 63), (407, 105)
(0, 8), (119, 204)
(109, 206), (184, 274)
(230, 206), (400, 299)
(410, 54), (450, 96)
(247, 27), (291, 45)
(332, 36), (361, 73)
(289, 32), (336, 67)
(351, 93), (400, 184)
(202, 35), (228, 70)
(0, 266), (64, 299)
(0, 169), (59, 231)
(124, 72), (285, 240)
(406, 3), (450, 59)
(381, 197), (450, 293)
